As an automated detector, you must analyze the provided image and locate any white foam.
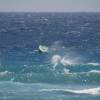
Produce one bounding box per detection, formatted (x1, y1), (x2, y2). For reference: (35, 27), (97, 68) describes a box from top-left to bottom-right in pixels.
(70, 87), (100, 95)
(51, 55), (61, 64)
(61, 58), (74, 65)
(52, 63), (58, 71)
(51, 55), (75, 67)
(41, 87), (100, 95)
(88, 63), (100, 66)
(0, 71), (14, 76)
(89, 70), (100, 73)
(63, 68), (70, 74)
(51, 55), (63, 70)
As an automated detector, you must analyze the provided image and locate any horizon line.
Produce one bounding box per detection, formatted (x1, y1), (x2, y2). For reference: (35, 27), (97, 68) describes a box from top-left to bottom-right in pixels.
(0, 11), (100, 13)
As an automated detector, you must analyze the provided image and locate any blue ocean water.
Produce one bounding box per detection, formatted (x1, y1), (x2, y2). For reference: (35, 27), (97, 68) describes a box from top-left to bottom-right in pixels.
(0, 12), (100, 100)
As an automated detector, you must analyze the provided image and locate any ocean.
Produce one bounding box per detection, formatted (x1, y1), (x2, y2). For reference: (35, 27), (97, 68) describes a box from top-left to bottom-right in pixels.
(0, 12), (100, 100)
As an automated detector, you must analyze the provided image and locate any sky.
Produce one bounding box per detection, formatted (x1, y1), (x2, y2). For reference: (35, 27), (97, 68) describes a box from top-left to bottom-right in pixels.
(0, 0), (100, 12)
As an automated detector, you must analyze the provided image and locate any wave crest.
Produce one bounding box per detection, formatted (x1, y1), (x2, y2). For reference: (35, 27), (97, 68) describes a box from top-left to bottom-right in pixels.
(41, 87), (100, 95)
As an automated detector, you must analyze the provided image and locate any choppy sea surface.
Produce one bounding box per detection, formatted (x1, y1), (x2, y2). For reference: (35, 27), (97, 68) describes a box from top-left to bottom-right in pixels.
(0, 12), (100, 100)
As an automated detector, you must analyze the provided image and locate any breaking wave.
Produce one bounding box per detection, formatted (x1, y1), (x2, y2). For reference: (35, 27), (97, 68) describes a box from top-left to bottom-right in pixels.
(41, 87), (100, 95)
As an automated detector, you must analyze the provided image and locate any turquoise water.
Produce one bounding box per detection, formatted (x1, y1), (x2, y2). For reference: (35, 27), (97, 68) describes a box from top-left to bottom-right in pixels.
(0, 12), (100, 100)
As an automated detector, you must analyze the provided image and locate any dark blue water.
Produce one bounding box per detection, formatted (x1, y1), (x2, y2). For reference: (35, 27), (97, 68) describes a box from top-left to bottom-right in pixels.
(0, 12), (100, 100)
